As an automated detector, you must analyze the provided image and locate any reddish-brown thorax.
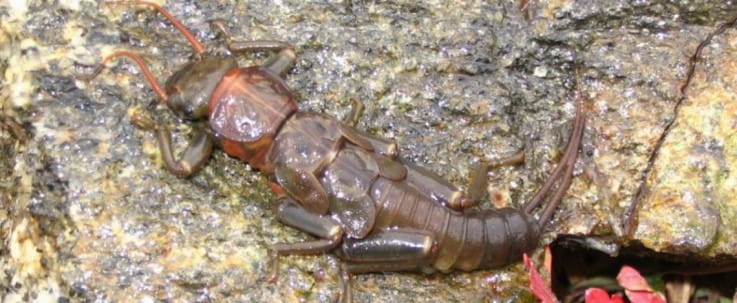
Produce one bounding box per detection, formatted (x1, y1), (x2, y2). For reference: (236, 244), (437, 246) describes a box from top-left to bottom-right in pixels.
(208, 67), (298, 173)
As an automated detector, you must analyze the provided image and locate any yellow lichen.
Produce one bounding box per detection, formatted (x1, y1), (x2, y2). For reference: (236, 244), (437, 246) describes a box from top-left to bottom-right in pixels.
(636, 31), (737, 254)
(9, 219), (44, 277)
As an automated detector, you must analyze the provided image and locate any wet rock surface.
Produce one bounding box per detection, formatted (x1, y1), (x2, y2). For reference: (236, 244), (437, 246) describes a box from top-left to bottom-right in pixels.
(633, 27), (737, 257)
(1, 0), (737, 302)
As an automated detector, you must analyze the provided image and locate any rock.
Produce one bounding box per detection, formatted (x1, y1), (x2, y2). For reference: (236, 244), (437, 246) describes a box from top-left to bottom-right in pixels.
(2, 0), (736, 302)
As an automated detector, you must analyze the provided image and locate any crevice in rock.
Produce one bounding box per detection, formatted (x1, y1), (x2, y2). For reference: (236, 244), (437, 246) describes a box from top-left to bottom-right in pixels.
(551, 236), (737, 302)
(622, 11), (737, 238)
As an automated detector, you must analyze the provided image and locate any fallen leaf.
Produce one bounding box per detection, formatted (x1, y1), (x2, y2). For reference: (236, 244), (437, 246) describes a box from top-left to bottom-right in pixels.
(627, 291), (667, 303)
(617, 265), (653, 291)
(585, 288), (625, 303)
(524, 253), (558, 303)
(616, 265), (666, 303)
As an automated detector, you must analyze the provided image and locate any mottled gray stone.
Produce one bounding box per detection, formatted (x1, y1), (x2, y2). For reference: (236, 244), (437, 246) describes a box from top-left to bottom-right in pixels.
(2, 0), (737, 302)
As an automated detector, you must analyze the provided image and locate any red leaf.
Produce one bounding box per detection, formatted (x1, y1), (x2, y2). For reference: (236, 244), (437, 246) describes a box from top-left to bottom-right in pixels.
(611, 294), (626, 303)
(585, 288), (626, 303)
(626, 291), (666, 303)
(523, 253), (558, 303)
(616, 265), (652, 291)
(585, 288), (612, 303)
(616, 266), (666, 303)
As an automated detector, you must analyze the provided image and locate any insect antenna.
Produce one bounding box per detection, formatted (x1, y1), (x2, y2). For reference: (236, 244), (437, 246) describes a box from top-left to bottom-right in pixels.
(104, 1), (206, 55)
(536, 91), (585, 226)
(523, 115), (580, 214)
(76, 50), (169, 103)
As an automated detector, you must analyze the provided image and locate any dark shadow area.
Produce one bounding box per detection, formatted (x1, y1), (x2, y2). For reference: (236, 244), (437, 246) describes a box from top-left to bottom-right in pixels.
(551, 236), (737, 303)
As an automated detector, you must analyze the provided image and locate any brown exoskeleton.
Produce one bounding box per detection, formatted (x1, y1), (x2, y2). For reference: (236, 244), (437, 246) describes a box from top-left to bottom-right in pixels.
(80, 2), (586, 302)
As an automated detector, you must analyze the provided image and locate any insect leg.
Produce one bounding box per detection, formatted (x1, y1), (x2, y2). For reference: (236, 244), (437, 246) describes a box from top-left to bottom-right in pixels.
(336, 229), (437, 272)
(210, 20), (296, 76)
(456, 151), (525, 210)
(330, 230), (438, 303)
(338, 264), (352, 303)
(155, 129), (214, 177)
(345, 99), (365, 127)
(259, 48), (296, 76)
(268, 198), (344, 281)
(400, 161), (465, 209)
(400, 151), (523, 212)
(341, 126), (398, 158)
(130, 110), (214, 177)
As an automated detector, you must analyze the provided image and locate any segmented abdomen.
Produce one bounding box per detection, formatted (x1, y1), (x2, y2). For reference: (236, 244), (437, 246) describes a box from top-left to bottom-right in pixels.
(370, 177), (540, 272)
